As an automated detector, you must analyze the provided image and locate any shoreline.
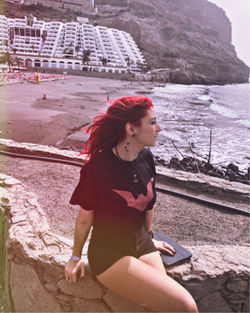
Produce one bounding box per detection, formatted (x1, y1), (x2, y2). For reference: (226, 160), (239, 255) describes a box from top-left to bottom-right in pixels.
(0, 74), (249, 185)
(0, 75), (157, 147)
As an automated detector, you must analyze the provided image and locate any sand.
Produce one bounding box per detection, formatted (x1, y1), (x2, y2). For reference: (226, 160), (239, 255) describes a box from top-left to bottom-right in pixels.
(1, 155), (248, 246)
(0, 75), (156, 149)
(1, 74), (248, 245)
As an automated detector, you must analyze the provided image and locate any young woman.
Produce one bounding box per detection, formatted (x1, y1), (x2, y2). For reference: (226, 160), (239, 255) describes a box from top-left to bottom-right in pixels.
(65, 96), (198, 312)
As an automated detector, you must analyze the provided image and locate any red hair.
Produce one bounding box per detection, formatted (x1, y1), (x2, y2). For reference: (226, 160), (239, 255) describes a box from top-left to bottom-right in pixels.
(83, 96), (154, 160)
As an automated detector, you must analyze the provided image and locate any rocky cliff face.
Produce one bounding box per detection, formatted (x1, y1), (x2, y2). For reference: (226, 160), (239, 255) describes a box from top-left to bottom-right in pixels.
(92, 0), (249, 84)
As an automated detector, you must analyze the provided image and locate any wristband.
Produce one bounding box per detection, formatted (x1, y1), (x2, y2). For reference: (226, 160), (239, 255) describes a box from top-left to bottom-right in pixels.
(148, 231), (154, 238)
(71, 255), (81, 261)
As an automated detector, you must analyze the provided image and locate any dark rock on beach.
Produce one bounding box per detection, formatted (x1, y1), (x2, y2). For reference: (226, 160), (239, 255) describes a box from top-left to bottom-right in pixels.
(155, 156), (250, 185)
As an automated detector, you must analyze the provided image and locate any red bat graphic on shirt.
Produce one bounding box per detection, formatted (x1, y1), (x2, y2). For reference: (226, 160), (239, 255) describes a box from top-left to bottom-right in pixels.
(112, 178), (154, 211)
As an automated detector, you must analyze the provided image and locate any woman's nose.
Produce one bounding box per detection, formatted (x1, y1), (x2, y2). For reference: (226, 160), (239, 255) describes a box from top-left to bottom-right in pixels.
(156, 123), (162, 132)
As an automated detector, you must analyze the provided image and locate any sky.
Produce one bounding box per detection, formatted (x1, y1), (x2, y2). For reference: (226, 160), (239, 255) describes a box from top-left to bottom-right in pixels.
(208, 0), (250, 67)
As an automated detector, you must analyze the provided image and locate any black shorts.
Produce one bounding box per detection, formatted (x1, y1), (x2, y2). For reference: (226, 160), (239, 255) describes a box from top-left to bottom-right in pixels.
(88, 230), (157, 277)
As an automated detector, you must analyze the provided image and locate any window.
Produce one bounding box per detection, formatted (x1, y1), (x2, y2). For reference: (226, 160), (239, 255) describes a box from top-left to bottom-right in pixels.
(25, 28), (31, 37)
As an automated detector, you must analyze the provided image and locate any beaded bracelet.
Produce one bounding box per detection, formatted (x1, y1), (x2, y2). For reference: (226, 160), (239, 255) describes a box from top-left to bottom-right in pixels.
(71, 255), (81, 261)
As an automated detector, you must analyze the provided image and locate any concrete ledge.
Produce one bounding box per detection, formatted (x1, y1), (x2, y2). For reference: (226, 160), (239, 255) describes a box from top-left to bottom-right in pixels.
(0, 139), (249, 203)
(156, 167), (249, 203)
(0, 173), (249, 312)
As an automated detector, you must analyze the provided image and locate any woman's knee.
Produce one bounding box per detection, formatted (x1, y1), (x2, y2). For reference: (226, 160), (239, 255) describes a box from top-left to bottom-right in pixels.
(180, 294), (198, 313)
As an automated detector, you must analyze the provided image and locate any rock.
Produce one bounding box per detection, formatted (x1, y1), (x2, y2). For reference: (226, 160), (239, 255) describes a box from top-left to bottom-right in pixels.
(57, 276), (104, 299)
(103, 290), (145, 312)
(10, 262), (62, 312)
(227, 163), (240, 173)
(198, 291), (233, 312)
(71, 297), (110, 312)
(242, 296), (249, 312)
(227, 279), (249, 292)
(4, 177), (20, 186)
(11, 215), (26, 224)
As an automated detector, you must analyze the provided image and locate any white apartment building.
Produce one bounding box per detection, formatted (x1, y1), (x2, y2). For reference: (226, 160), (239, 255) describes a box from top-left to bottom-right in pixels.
(0, 14), (146, 73)
(8, 0), (95, 12)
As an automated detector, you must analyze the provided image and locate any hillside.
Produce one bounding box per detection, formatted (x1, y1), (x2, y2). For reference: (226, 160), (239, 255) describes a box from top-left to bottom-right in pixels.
(2, 0), (249, 84)
(93, 0), (249, 84)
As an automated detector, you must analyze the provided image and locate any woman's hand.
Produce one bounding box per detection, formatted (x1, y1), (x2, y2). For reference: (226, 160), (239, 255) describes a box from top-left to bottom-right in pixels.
(153, 239), (176, 256)
(64, 258), (85, 283)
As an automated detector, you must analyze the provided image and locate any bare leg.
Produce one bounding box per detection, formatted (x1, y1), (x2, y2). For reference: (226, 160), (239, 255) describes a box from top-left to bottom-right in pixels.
(139, 251), (167, 274)
(97, 254), (198, 312)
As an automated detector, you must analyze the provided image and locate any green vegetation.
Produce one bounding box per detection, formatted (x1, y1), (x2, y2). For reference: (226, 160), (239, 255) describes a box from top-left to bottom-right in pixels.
(0, 203), (12, 313)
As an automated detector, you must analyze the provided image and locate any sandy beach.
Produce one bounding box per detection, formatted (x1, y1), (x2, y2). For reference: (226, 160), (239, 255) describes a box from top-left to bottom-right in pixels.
(1, 74), (248, 243)
(0, 75), (156, 150)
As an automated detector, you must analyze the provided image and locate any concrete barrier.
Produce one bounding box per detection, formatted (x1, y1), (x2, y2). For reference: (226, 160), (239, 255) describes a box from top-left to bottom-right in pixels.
(0, 173), (249, 312)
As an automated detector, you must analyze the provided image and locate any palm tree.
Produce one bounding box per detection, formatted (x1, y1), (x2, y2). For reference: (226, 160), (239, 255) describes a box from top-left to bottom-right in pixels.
(30, 44), (35, 53)
(125, 56), (133, 73)
(12, 47), (17, 55)
(82, 49), (91, 64)
(14, 57), (23, 69)
(100, 57), (108, 66)
(63, 47), (69, 54)
(3, 40), (14, 71)
(75, 45), (81, 56)
(125, 56), (131, 66)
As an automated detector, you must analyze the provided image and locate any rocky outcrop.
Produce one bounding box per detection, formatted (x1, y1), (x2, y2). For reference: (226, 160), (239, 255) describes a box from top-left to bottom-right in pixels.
(92, 0), (249, 84)
(0, 173), (249, 312)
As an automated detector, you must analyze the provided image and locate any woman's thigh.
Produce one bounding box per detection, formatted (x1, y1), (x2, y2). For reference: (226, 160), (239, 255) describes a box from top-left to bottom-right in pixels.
(96, 256), (198, 312)
(139, 251), (166, 274)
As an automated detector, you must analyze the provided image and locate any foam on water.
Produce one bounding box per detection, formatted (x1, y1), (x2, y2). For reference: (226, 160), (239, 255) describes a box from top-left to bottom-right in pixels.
(150, 83), (250, 171)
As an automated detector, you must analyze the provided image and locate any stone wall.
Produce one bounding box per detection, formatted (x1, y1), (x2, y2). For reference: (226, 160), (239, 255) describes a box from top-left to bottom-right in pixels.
(0, 139), (249, 312)
(0, 173), (249, 312)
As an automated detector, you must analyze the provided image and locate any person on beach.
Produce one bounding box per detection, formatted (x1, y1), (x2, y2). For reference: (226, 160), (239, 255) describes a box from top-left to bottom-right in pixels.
(65, 96), (198, 312)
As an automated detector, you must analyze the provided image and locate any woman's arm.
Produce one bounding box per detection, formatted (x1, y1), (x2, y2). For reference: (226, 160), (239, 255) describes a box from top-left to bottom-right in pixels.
(65, 207), (93, 283)
(146, 207), (176, 256)
(145, 207), (154, 232)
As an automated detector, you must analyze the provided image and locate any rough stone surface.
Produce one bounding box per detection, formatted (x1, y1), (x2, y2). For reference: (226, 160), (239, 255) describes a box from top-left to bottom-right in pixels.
(71, 297), (111, 312)
(10, 262), (62, 312)
(57, 276), (104, 299)
(0, 141), (249, 312)
(104, 290), (145, 312)
(198, 291), (233, 313)
(156, 166), (250, 203)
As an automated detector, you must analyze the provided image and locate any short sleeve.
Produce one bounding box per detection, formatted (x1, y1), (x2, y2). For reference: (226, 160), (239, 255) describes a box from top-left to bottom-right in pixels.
(69, 163), (98, 210)
(144, 149), (157, 211)
(146, 176), (156, 211)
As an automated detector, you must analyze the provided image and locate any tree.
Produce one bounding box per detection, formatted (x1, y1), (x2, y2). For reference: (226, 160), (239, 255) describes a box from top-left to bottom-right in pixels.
(12, 47), (17, 55)
(82, 49), (91, 64)
(125, 56), (133, 73)
(30, 44), (35, 53)
(136, 61), (151, 73)
(63, 48), (69, 54)
(14, 57), (23, 69)
(75, 45), (81, 57)
(100, 57), (108, 66)
(3, 40), (14, 71)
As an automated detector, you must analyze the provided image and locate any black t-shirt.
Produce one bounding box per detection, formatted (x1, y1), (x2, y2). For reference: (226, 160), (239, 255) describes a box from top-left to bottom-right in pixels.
(70, 148), (156, 246)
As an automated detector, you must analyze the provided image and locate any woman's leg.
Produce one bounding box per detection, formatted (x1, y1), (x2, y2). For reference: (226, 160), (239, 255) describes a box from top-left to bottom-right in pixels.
(139, 251), (167, 274)
(97, 255), (198, 312)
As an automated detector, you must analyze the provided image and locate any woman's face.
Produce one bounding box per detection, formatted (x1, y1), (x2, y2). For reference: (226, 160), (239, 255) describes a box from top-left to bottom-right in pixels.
(134, 108), (161, 147)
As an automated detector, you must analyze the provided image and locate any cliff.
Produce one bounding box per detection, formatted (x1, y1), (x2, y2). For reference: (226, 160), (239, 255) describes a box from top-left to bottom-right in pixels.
(4, 0), (249, 84)
(93, 0), (249, 84)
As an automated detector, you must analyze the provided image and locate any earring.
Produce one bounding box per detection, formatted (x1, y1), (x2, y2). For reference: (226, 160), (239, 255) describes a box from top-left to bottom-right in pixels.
(132, 133), (136, 137)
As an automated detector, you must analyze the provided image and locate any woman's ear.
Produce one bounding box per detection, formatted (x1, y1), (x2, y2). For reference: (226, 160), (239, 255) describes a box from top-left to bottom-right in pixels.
(125, 122), (136, 137)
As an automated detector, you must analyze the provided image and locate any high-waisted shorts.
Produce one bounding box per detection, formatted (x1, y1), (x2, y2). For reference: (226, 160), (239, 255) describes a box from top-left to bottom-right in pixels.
(88, 230), (157, 277)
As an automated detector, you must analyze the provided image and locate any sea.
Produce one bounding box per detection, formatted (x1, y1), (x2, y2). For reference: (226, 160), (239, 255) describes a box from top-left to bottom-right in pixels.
(149, 82), (250, 172)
